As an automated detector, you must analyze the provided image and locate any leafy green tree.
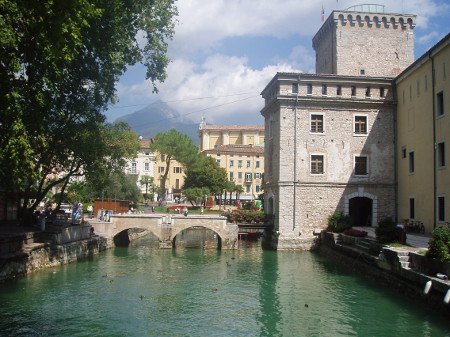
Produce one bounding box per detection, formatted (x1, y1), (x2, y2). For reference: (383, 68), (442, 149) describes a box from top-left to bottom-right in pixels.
(234, 184), (244, 203)
(139, 175), (155, 200)
(183, 187), (210, 206)
(150, 129), (199, 198)
(184, 156), (227, 197)
(0, 1), (176, 221)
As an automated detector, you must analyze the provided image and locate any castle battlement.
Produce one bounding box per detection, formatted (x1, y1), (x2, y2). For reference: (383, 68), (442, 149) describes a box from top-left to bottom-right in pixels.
(312, 9), (416, 77)
(313, 11), (416, 50)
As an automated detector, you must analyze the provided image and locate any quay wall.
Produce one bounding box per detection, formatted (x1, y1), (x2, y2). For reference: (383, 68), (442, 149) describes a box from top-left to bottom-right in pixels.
(0, 236), (108, 282)
(319, 232), (450, 316)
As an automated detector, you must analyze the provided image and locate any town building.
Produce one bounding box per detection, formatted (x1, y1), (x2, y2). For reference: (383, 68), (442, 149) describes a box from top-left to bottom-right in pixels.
(153, 152), (185, 202)
(199, 123), (265, 201)
(124, 138), (185, 202)
(124, 138), (156, 200)
(261, 6), (417, 249)
(396, 34), (449, 232)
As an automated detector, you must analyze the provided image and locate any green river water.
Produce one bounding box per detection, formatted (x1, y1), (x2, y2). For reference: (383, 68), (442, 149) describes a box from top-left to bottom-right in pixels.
(0, 237), (449, 337)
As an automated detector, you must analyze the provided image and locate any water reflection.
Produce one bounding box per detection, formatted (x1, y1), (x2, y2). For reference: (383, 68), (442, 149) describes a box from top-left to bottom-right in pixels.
(0, 241), (449, 336)
(258, 250), (281, 336)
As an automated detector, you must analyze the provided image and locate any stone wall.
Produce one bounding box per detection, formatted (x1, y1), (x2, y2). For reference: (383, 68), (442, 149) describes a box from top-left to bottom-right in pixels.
(0, 237), (108, 282)
(313, 11), (416, 77)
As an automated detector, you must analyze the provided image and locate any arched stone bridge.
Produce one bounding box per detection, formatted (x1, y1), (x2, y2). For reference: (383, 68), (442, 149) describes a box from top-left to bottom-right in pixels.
(89, 214), (239, 249)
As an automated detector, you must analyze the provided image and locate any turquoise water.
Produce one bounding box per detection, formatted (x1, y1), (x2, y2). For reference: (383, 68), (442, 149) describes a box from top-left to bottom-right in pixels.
(0, 238), (449, 336)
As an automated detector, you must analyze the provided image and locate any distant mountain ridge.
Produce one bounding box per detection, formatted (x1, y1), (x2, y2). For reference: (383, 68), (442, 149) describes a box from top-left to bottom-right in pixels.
(116, 101), (200, 144)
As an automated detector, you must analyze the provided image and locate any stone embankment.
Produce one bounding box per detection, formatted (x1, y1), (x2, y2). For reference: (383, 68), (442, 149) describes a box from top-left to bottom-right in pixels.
(319, 232), (450, 316)
(0, 224), (108, 282)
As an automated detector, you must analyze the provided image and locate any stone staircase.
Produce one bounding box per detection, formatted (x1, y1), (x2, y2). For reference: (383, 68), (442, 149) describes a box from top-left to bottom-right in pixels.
(396, 250), (411, 269)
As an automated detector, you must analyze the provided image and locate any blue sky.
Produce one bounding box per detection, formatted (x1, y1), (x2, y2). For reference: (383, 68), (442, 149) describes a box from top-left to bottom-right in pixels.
(106, 0), (450, 126)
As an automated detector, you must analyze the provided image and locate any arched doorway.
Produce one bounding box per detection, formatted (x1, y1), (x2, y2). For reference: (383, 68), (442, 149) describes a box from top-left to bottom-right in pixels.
(349, 197), (372, 227)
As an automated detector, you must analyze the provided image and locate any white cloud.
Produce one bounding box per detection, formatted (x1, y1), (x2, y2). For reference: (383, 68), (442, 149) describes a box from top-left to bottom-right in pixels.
(171, 0), (445, 55)
(118, 54), (299, 124)
(417, 30), (440, 44)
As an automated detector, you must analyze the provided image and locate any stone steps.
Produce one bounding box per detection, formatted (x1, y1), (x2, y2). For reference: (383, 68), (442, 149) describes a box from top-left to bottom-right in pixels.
(396, 251), (411, 269)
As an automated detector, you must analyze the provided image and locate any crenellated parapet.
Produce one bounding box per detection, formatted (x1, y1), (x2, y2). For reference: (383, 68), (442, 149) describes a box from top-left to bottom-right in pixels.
(313, 10), (416, 50)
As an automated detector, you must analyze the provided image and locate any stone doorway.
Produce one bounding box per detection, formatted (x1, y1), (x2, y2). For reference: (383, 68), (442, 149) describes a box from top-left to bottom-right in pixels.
(349, 197), (372, 227)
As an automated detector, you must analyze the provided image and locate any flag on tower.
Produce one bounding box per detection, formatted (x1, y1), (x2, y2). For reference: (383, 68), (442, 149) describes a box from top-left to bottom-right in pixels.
(321, 5), (325, 22)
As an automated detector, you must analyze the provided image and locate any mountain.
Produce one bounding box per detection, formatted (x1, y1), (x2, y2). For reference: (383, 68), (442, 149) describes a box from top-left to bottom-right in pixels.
(116, 101), (200, 143)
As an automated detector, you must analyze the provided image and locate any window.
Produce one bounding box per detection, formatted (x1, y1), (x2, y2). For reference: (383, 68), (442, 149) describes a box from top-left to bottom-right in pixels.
(409, 151), (415, 173)
(438, 196), (445, 222)
(246, 185), (251, 193)
(229, 172), (234, 180)
(161, 154), (166, 161)
(409, 198), (415, 219)
(254, 172), (261, 179)
(144, 162), (149, 171)
(158, 166), (165, 173)
(336, 85), (342, 96)
(380, 87), (385, 97)
(238, 172), (242, 179)
(292, 83), (298, 94)
(238, 160), (242, 168)
(246, 160), (251, 168)
(175, 179), (180, 189)
(354, 115), (367, 134)
(173, 167), (182, 174)
(401, 146), (406, 159)
(245, 173), (252, 181)
(230, 160), (234, 167)
(437, 91), (444, 116)
(255, 161), (260, 168)
(438, 142), (446, 168)
(311, 155), (324, 174)
(351, 86), (356, 96)
(322, 84), (327, 95)
(131, 162), (137, 174)
(354, 156), (368, 176)
(365, 87), (371, 97)
(307, 84), (312, 95)
(360, 69), (365, 75)
(255, 185), (260, 193)
(311, 114), (324, 133)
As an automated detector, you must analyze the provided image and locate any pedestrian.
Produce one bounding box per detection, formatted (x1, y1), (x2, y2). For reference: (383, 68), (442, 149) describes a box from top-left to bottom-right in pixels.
(183, 207), (188, 217)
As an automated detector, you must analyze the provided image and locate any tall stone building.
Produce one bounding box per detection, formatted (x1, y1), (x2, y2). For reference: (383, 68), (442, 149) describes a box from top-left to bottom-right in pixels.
(313, 5), (415, 77)
(262, 7), (416, 250)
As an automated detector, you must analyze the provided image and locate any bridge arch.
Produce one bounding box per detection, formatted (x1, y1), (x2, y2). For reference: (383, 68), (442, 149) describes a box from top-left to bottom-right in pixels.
(92, 214), (238, 250)
(171, 226), (222, 249)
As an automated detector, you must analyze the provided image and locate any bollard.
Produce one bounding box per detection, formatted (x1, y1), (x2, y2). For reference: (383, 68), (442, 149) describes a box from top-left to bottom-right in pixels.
(423, 280), (432, 295)
(444, 289), (450, 304)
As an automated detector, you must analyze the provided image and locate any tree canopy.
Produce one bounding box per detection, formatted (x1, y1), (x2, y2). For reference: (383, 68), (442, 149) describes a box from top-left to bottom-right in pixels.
(183, 156), (228, 196)
(150, 129), (199, 197)
(0, 1), (177, 218)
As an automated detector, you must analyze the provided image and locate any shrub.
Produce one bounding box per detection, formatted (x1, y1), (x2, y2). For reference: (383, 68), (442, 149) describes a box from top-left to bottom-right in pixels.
(223, 210), (265, 224)
(426, 227), (450, 262)
(375, 217), (399, 243)
(327, 211), (351, 233)
(378, 217), (396, 229)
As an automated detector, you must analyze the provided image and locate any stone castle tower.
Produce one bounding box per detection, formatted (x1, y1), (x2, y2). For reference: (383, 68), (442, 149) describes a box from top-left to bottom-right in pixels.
(312, 5), (416, 77)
